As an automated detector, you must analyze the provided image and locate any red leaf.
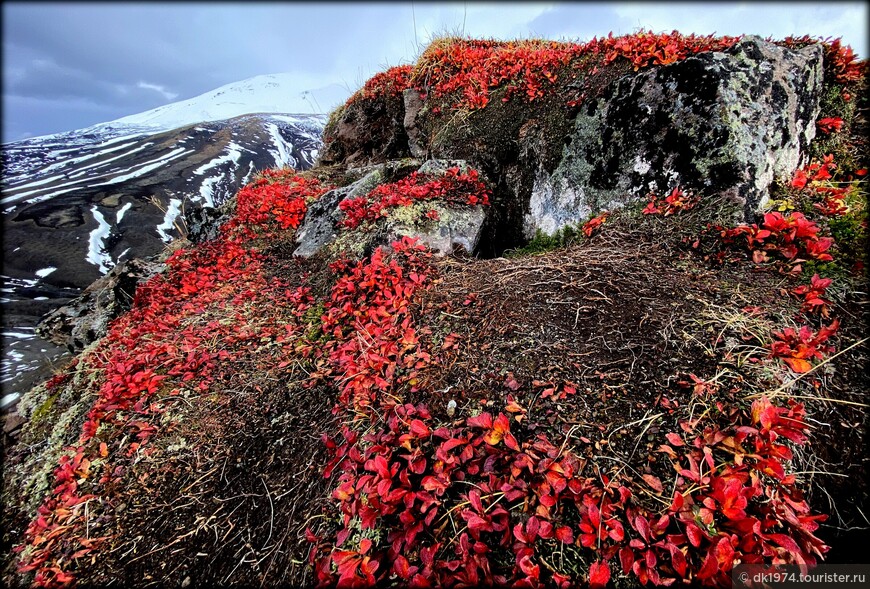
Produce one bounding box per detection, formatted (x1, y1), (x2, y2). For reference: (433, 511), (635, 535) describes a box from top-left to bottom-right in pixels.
(685, 522), (703, 547)
(619, 547), (635, 575)
(634, 515), (651, 541)
(589, 561), (610, 589)
(665, 432), (684, 447)
(410, 419), (431, 438)
(504, 432), (520, 451)
(642, 474), (663, 494)
(555, 526), (574, 544)
(783, 357), (813, 373)
(394, 555), (412, 579)
(466, 412), (493, 429)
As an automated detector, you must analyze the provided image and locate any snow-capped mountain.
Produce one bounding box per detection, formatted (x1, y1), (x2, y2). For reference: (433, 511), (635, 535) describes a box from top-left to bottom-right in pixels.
(1, 75), (331, 410)
(106, 73), (340, 133)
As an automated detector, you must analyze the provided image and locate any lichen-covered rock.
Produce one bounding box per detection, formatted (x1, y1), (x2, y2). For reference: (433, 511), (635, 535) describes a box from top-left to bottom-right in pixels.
(525, 36), (823, 236)
(183, 199), (234, 243)
(294, 168), (387, 258)
(35, 258), (162, 351)
(294, 159), (489, 258)
(387, 202), (487, 255)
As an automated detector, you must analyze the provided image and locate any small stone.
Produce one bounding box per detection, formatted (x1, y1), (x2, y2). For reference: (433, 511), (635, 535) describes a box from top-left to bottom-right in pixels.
(3, 413), (26, 435)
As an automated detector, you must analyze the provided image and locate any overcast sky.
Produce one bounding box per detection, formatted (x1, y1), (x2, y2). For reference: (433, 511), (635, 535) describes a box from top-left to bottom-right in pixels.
(2, 1), (867, 143)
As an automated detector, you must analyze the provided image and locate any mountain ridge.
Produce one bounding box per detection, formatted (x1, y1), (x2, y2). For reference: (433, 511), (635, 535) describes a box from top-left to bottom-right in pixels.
(3, 73), (347, 146)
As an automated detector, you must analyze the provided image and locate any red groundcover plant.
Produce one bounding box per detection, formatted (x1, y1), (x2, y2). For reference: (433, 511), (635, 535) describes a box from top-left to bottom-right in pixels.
(312, 389), (827, 587)
(306, 236), (829, 588)
(770, 320), (840, 374)
(346, 65), (414, 106)
(14, 171), (327, 587)
(714, 211), (834, 265)
(409, 31), (739, 112)
(338, 167), (490, 229)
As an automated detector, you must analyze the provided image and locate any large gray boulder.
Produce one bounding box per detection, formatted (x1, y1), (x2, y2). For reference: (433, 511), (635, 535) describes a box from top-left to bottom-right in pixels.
(524, 36), (823, 237)
(35, 258), (162, 351)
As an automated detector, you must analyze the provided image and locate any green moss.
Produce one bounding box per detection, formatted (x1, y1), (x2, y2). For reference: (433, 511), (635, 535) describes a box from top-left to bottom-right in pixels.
(303, 302), (328, 341)
(827, 206), (868, 275)
(809, 62), (863, 171)
(29, 391), (60, 426)
(507, 224), (582, 257)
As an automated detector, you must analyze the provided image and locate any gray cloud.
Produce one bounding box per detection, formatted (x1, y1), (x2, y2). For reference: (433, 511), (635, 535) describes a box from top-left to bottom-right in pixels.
(2, 2), (867, 143)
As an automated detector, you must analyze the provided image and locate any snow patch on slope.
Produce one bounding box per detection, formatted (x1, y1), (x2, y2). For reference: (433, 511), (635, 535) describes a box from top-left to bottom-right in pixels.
(99, 147), (190, 185)
(267, 123), (297, 167)
(87, 206), (113, 274)
(156, 199), (182, 242)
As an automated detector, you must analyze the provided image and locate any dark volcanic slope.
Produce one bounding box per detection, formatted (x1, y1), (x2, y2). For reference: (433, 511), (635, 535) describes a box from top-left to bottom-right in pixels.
(2, 114), (324, 290)
(1, 113), (324, 409)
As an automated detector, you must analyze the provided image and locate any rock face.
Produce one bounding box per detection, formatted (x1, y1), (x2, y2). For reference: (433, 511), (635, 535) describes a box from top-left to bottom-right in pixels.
(319, 96), (410, 166)
(35, 258), (162, 351)
(295, 159), (488, 258)
(403, 89), (427, 159)
(294, 168), (390, 258)
(525, 37), (823, 236)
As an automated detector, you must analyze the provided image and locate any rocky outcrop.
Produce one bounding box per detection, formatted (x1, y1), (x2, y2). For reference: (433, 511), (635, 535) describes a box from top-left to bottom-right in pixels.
(524, 37), (823, 236)
(295, 159), (489, 258)
(320, 36), (825, 250)
(294, 167), (390, 258)
(35, 258), (162, 351)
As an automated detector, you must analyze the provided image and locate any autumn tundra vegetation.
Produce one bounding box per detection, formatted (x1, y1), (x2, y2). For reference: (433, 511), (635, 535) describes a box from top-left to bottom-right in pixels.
(2, 30), (867, 588)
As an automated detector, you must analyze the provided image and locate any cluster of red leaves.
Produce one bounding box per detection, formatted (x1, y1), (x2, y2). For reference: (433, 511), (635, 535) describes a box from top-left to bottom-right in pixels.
(414, 38), (582, 110)
(713, 211), (834, 265)
(338, 167), (490, 229)
(816, 117), (844, 135)
(313, 388), (825, 587)
(791, 274), (833, 318)
(595, 30), (739, 71)
(346, 65), (414, 107)
(582, 212), (609, 237)
(44, 359), (78, 392)
(643, 187), (699, 216)
(318, 237), (434, 413)
(411, 31), (739, 113)
(15, 172), (324, 587)
(223, 173), (331, 240)
(653, 396), (828, 586)
(790, 154), (863, 218)
(313, 392), (630, 588)
(791, 155), (837, 190)
(770, 320), (840, 374)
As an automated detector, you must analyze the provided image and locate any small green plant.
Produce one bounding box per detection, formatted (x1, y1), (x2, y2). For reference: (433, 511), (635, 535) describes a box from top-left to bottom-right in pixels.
(507, 224), (582, 257)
